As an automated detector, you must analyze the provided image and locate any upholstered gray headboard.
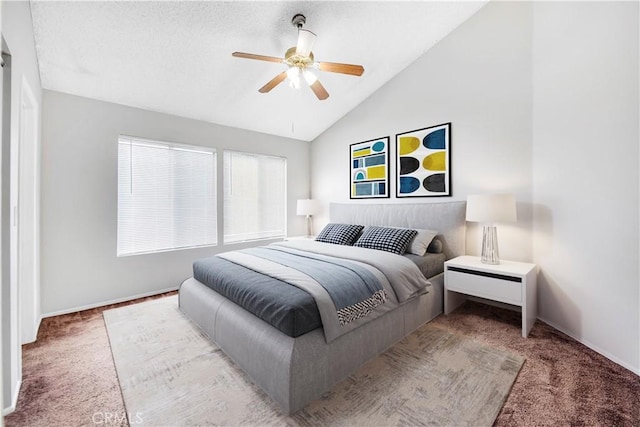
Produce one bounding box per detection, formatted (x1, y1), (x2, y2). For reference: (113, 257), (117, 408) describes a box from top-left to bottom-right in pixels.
(330, 202), (466, 260)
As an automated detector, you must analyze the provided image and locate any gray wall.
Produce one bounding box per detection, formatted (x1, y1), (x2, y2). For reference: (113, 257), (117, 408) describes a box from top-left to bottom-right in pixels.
(311, 1), (639, 374)
(41, 90), (310, 315)
(532, 1), (639, 374)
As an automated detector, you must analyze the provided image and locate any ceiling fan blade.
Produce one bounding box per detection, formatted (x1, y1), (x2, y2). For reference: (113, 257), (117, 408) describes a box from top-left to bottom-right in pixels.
(309, 79), (329, 100)
(296, 29), (317, 57)
(317, 61), (365, 76)
(232, 52), (284, 64)
(259, 72), (288, 93)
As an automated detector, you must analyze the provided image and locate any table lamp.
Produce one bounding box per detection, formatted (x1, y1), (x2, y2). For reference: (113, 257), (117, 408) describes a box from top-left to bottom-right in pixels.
(466, 194), (517, 265)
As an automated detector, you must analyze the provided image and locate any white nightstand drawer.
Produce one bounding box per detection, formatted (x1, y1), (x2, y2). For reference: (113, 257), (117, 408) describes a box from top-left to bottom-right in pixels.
(446, 269), (522, 305)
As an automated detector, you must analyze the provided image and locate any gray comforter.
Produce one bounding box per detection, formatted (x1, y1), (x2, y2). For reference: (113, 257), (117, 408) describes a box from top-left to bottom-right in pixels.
(219, 240), (431, 342)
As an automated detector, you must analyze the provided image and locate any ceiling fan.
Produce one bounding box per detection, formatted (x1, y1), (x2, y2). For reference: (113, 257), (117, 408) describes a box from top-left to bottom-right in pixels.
(232, 14), (365, 101)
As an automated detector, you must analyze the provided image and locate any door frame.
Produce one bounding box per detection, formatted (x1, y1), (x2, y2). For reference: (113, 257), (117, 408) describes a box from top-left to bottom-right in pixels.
(17, 74), (40, 345)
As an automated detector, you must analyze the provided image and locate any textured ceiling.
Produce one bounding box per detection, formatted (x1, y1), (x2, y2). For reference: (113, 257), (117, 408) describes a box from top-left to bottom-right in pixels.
(30, 1), (487, 142)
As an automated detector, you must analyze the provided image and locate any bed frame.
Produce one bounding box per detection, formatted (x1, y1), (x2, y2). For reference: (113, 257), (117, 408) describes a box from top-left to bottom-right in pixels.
(179, 201), (466, 413)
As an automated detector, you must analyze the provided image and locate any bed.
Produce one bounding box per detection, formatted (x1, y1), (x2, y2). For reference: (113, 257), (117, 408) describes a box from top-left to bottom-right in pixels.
(179, 201), (466, 413)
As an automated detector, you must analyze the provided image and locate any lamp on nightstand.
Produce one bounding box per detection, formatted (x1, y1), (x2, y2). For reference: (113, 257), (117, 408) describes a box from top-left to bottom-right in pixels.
(466, 194), (517, 265)
(296, 199), (319, 237)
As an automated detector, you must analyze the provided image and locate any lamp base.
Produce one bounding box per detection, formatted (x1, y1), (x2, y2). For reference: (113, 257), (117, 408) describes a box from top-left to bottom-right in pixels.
(305, 215), (313, 237)
(481, 225), (500, 265)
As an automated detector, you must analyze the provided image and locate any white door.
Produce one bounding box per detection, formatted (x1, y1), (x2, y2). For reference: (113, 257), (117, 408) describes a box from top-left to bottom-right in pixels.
(0, 2), (5, 421)
(1, 46), (19, 416)
(1, 43), (20, 416)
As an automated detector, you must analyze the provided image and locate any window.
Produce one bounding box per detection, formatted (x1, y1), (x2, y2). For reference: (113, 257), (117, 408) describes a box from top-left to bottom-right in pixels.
(117, 136), (216, 256)
(224, 151), (286, 243)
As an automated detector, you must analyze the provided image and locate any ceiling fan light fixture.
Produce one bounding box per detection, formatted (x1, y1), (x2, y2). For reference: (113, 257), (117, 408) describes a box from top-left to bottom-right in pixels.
(303, 70), (318, 85)
(286, 66), (301, 89)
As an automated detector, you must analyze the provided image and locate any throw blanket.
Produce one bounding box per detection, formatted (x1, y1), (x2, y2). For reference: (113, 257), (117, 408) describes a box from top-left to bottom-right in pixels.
(218, 240), (430, 342)
(242, 246), (387, 326)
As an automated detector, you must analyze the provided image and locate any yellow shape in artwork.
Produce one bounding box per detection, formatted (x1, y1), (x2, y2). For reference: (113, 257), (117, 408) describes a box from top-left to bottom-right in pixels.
(423, 152), (446, 171)
(399, 137), (420, 155)
(353, 148), (371, 157)
(367, 165), (386, 179)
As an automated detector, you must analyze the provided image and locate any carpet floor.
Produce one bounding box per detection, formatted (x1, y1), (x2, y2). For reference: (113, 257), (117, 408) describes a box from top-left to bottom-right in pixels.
(5, 292), (639, 426)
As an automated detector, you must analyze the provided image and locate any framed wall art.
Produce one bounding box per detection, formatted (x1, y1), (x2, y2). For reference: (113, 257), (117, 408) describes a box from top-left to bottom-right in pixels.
(349, 136), (390, 199)
(396, 122), (451, 198)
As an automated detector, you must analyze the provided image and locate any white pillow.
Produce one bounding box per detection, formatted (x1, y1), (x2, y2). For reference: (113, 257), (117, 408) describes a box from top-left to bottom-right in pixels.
(405, 228), (438, 256)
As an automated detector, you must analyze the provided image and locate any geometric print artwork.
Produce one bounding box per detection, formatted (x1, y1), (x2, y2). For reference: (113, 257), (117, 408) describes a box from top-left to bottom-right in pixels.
(350, 136), (390, 199)
(396, 123), (451, 197)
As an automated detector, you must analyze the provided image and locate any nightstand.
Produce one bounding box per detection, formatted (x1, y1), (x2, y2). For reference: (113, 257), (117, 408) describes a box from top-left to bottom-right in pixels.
(444, 255), (537, 337)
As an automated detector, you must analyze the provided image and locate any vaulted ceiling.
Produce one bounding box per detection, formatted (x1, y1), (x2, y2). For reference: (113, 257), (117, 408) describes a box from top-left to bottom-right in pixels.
(30, 1), (487, 142)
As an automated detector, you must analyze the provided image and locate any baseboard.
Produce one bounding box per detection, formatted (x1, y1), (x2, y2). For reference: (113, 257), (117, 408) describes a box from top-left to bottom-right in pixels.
(22, 315), (43, 345)
(42, 286), (179, 319)
(538, 316), (639, 376)
(35, 314), (42, 339)
(2, 379), (22, 416)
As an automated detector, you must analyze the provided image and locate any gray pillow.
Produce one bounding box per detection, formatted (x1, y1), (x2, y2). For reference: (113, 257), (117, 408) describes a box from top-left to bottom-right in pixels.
(406, 228), (438, 256)
(427, 237), (443, 254)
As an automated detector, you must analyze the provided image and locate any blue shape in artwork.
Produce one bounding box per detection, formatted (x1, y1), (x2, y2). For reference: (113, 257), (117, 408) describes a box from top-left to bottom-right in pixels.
(354, 170), (366, 181)
(365, 154), (386, 167)
(423, 129), (446, 149)
(353, 159), (359, 169)
(399, 177), (420, 194)
(377, 182), (386, 195)
(371, 140), (386, 152)
(355, 183), (373, 196)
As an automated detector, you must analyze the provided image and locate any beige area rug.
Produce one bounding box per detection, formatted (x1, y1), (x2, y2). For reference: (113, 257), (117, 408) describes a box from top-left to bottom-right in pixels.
(104, 296), (524, 426)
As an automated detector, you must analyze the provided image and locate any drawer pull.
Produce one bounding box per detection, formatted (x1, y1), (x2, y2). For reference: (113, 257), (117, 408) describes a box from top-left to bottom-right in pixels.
(447, 266), (521, 283)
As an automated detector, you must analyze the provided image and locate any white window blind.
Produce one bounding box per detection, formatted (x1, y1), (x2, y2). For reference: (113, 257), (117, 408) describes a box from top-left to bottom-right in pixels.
(224, 151), (286, 243)
(117, 136), (217, 256)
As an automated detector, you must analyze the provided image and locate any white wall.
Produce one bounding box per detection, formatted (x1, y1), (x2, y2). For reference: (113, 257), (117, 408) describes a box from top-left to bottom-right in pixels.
(311, 1), (534, 263)
(311, 1), (639, 374)
(532, 2), (639, 373)
(1, 0), (42, 413)
(41, 90), (310, 315)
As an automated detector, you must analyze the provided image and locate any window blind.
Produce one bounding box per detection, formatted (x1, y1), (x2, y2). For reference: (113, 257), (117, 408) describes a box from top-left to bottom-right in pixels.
(223, 151), (286, 243)
(117, 136), (217, 256)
